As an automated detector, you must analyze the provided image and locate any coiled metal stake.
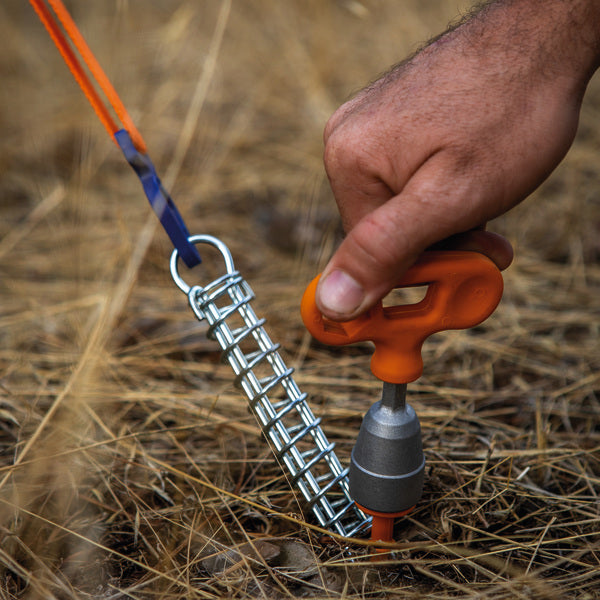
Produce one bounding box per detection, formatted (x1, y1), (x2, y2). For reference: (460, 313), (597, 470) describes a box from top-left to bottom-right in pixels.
(170, 235), (370, 538)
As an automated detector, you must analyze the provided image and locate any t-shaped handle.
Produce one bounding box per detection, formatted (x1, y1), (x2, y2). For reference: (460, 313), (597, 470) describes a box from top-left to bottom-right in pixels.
(301, 251), (504, 384)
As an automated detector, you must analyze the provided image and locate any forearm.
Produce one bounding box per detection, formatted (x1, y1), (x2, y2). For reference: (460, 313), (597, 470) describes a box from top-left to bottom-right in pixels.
(451, 0), (600, 91)
(341, 0), (600, 148)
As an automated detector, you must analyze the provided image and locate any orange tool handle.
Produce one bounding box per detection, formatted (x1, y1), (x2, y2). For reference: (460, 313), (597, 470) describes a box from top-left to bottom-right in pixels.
(301, 251), (503, 384)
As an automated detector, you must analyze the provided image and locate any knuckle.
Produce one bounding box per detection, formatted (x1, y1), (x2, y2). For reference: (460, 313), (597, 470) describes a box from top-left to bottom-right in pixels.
(323, 127), (382, 180)
(323, 97), (359, 143)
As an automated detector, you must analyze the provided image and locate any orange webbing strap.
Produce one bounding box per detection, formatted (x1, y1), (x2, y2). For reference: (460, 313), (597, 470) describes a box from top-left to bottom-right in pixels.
(29, 0), (147, 153)
(29, 0), (202, 267)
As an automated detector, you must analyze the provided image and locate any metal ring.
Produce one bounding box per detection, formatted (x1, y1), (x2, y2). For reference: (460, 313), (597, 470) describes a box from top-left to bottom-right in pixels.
(170, 234), (236, 294)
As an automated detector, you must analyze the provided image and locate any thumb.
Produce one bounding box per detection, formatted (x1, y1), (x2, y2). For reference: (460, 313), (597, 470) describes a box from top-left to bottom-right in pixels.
(316, 191), (426, 320)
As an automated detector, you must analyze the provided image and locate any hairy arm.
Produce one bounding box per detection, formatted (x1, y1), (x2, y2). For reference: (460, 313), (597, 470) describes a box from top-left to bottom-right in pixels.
(317, 0), (600, 320)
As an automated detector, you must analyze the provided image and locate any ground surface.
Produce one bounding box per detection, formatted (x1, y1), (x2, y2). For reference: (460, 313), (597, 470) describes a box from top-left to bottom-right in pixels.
(1, 1), (599, 598)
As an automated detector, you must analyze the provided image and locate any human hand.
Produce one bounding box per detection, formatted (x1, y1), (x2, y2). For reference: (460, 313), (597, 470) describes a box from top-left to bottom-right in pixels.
(317, 0), (600, 320)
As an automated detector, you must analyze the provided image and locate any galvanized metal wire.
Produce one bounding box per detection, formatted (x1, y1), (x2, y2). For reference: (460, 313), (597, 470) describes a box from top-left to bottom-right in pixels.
(170, 234), (370, 538)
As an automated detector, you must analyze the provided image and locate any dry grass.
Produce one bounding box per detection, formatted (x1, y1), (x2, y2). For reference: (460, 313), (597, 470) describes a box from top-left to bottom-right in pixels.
(1, 1), (599, 598)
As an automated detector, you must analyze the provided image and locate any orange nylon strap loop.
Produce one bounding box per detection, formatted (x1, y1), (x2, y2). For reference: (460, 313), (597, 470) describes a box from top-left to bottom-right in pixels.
(30, 0), (202, 267)
(29, 0), (147, 153)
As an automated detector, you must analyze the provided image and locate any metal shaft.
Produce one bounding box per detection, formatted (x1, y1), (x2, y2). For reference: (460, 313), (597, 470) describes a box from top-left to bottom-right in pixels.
(381, 382), (407, 412)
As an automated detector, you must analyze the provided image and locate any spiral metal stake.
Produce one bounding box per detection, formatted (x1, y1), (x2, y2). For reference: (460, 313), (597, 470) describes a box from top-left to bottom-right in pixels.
(170, 235), (370, 538)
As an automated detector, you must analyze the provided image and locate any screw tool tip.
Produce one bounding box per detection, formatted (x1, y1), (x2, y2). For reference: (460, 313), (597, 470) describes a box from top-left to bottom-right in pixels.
(357, 503), (413, 556)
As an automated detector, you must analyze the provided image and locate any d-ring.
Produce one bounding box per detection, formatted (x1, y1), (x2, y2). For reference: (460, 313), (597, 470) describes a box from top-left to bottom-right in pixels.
(170, 234), (236, 294)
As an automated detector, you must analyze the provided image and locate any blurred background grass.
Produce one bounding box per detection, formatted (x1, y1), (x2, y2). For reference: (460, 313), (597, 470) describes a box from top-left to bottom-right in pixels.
(0, 1), (598, 598)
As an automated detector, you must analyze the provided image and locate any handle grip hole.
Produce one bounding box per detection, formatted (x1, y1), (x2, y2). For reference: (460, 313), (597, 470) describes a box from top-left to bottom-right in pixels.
(382, 285), (429, 308)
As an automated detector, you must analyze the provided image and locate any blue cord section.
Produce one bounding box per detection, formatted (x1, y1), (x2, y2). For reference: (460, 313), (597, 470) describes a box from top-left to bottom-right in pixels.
(115, 129), (201, 268)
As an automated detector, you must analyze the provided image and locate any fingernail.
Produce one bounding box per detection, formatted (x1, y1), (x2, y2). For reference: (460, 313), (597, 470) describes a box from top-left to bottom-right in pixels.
(319, 270), (364, 316)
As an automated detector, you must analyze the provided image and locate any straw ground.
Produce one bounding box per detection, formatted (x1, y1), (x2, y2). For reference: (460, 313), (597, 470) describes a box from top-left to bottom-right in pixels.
(1, 1), (598, 598)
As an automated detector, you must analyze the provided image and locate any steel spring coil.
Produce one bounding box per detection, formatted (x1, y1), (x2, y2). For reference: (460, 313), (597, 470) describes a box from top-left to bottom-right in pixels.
(170, 234), (370, 538)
